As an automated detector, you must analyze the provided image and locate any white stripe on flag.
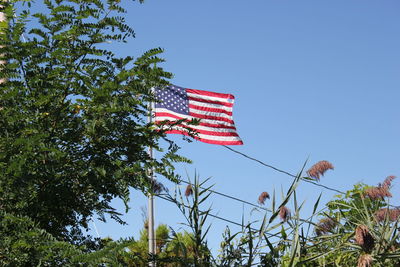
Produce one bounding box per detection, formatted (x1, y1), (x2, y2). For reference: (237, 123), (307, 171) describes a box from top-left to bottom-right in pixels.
(157, 123), (238, 133)
(188, 108), (233, 119)
(187, 92), (234, 103)
(188, 99), (233, 112)
(154, 113), (236, 127)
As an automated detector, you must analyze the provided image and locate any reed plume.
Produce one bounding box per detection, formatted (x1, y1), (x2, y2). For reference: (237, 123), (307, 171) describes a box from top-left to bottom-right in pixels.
(279, 206), (290, 222)
(306, 160), (334, 181)
(258, 192), (270, 205)
(355, 225), (375, 252)
(185, 184), (193, 197)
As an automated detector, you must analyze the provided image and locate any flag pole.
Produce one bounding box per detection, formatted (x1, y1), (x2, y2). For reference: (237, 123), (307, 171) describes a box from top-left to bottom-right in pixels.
(0, 1), (7, 85)
(148, 87), (156, 267)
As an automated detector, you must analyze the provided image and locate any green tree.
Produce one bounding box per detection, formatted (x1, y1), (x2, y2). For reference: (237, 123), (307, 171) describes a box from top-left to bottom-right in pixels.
(0, 211), (80, 266)
(0, 0), (189, 245)
(0, 211), (140, 266)
(101, 223), (203, 266)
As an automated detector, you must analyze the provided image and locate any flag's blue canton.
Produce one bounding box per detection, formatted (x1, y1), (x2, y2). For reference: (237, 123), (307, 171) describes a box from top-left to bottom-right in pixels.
(155, 85), (189, 115)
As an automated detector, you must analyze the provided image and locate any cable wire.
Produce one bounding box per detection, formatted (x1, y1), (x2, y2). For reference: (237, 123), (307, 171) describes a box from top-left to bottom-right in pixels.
(223, 145), (345, 195)
(157, 194), (281, 239)
(222, 146), (398, 210)
(179, 179), (272, 212)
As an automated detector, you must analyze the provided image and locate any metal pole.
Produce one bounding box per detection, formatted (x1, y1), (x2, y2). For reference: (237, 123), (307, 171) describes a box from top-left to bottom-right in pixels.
(0, 2), (6, 85)
(148, 187), (156, 266)
(147, 87), (156, 267)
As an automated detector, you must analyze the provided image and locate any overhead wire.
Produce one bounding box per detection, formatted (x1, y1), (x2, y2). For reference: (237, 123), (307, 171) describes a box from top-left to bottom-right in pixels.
(158, 140), (399, 249)
(157, 194), (281, 239)
(156, 145), (398, 244)
(157, 193), (331, 242)
(179, 179), (272, 212)
(158, 169), (324, 240)
(173, 160), (336, 233)
(176, 180), (321, 228)
(223, 145), (345, 195)
(222, 146), (399, 209)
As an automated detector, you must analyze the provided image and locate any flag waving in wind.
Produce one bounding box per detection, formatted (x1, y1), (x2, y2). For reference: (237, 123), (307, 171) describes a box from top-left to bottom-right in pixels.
(154, 85), (243, 145)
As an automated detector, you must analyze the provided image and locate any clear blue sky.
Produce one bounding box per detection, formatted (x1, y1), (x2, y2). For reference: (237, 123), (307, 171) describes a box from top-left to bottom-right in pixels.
(87, 0), (400, 252)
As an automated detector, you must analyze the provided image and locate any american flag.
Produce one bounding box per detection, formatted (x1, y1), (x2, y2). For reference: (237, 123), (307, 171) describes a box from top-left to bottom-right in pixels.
(154, 85), (243, 145)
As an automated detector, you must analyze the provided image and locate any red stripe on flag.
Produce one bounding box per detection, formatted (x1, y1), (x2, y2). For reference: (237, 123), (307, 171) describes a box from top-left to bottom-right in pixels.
(154, 112), (184, 120)
(197, 121), (237, 130)
(154, 112), (237, 129)
(189, 111), (235, 125)
(188, 96), (233, 107)
(186, 88), (234, 99)
(165, 130), (243, 145)
(172, 124), (239, 137)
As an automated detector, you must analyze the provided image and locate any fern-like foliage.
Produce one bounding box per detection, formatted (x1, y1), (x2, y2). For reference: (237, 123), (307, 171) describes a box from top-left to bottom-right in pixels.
(0, 0), (189, 248)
